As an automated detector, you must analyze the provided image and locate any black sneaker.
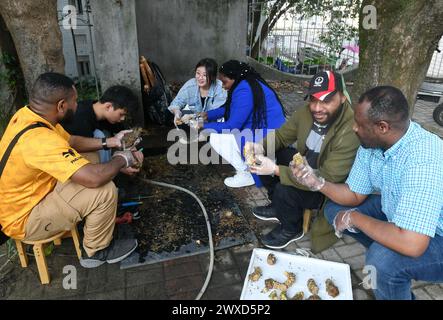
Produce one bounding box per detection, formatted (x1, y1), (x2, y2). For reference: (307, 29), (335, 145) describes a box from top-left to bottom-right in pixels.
(252, 205), (279, 222)
(261, 227), (304, 249)
(260, 224), (282, 242)
(80, 239), (138, 268)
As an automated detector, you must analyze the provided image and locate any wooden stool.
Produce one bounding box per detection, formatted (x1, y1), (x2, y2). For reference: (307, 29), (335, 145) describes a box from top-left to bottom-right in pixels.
(302, 198), (328, 235)
(302, 209), (313, 234)
(14, 225), (82, 284)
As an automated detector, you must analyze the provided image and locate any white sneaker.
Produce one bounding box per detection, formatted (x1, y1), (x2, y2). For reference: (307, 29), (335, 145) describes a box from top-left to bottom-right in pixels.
(224, 172), (255, 188)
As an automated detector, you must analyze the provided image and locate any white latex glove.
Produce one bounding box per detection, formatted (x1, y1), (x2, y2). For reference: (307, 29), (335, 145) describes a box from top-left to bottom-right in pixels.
(114, 129), (133, 141)
(332, 208), (359, 238)
(112, 150), (137, 168)
(249, 155), (276, 175)
(120, 150), (144, 175)
(106, 130), (133, 149)
(172, 109), (182, 127)
(290, 157), (325, 191)
(189, 118), (204, 130)
(181, 114), (195, 124)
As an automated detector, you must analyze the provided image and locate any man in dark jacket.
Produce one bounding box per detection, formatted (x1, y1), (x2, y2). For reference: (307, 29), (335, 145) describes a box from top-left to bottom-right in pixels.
(247, 70), (360, 249)
(61, 85), (139, 163)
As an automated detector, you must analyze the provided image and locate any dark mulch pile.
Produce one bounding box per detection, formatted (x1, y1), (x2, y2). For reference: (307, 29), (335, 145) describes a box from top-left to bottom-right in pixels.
(119, 151), (253, 260)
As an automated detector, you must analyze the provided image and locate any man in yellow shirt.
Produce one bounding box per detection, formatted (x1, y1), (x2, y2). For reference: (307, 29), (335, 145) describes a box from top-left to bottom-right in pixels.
(0, 72), (143, 268)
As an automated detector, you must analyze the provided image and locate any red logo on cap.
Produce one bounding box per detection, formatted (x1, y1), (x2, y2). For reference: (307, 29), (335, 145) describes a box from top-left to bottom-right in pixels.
(312, 71), (336, 101)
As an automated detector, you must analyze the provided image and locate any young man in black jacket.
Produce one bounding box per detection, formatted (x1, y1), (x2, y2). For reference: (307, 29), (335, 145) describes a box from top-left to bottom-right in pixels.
(62, 85), (139, 162)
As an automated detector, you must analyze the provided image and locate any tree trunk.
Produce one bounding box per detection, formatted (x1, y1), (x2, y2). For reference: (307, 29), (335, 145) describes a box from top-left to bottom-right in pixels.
(0, 14), (18, 116)
(0, 0), (64, 94)
(248, 0), (262, 53)
(353, 0), (443, 113)
(250, 0), (289, 60)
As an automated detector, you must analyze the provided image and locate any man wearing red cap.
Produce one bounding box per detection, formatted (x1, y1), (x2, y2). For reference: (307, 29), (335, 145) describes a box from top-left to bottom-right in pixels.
(246, 70), (360, 249)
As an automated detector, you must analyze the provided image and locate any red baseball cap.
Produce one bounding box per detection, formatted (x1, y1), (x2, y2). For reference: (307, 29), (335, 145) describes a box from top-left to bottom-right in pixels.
(305, 70), (343, 101)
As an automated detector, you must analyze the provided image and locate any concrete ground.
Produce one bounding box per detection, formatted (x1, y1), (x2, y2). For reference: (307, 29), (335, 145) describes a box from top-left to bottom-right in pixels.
(1, 87), (442, 300)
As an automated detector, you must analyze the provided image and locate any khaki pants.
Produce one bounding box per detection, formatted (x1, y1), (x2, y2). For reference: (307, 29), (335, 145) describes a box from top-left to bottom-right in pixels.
(24, 179), (117, 257)
(81, 151), (100, 164)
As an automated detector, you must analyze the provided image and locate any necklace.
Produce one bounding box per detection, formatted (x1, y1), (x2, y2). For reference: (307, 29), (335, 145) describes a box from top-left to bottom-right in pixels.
(313, 121), (328, 133)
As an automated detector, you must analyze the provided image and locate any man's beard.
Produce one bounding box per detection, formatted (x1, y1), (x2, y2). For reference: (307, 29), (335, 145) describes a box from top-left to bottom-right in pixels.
(312, 103), (343, 125)
(62, 109), (75, 124)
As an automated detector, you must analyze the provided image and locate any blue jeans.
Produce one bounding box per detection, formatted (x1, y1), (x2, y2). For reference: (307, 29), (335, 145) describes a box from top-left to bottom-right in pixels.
(325, 195), (443, 300)
(93, 129), (111, 163)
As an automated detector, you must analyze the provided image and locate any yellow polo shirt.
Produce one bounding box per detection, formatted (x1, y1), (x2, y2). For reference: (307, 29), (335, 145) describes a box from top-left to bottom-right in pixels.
(0, 106), (89, 239)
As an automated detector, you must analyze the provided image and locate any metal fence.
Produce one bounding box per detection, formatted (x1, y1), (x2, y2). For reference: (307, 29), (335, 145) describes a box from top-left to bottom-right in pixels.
(247, 1), (443, 80)
(428, 37), (443, 80)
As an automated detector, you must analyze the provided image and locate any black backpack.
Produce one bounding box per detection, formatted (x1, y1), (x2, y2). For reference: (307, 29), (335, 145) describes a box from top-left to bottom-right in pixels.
(141, 60), (173, 125)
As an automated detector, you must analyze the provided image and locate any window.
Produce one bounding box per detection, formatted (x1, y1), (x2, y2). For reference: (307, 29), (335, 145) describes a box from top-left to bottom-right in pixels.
(76, 0), (83, 14)
(77, 55), (90, 76)
(68, 0), (83, 14)
(74, 34), (87, 53)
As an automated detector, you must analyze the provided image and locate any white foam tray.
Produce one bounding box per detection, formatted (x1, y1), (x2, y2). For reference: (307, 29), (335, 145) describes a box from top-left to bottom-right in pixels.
(240, 248), (353, 300)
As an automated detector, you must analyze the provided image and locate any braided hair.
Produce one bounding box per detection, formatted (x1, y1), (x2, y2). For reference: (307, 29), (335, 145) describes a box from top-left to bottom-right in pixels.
(219, 60), (286, 130)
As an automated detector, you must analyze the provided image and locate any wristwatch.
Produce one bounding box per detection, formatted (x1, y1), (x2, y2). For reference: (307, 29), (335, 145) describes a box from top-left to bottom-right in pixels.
(101, 137), (109, 150)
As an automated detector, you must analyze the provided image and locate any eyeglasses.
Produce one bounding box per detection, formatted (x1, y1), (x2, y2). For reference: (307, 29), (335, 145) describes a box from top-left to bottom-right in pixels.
(195, 72), (207, 79)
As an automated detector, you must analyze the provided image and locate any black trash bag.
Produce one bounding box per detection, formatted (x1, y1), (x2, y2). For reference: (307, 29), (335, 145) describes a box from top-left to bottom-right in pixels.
(142, 61), (173, 126)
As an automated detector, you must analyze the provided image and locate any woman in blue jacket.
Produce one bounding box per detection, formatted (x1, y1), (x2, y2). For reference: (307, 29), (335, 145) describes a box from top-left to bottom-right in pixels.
(199, 60), (286, 188)
(168, 58), (226, 125)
